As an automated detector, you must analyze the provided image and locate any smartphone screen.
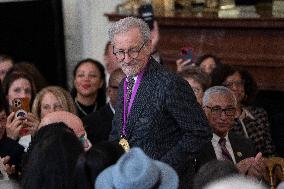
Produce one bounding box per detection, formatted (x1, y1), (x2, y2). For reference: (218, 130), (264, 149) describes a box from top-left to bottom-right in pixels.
(180, 47), (193, 62)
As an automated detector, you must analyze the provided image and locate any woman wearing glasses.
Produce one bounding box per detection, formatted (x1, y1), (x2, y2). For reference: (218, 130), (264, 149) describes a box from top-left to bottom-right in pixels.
(211, 64), (275, 157)
(71, 59), (106, 118)
(178, 66), (211, 106)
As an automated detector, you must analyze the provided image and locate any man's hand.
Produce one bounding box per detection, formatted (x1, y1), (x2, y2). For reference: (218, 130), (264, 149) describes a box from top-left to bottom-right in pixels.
(247, 152), (265, 179)
(236, 157), (254, 174)
(236, 152), (265, 180)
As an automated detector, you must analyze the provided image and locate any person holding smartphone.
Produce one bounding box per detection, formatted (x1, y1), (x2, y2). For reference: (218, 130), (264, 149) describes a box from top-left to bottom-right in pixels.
(2, 72), (39, 139)
(176, 47), (195, 73)
(0, 80), (24, 178)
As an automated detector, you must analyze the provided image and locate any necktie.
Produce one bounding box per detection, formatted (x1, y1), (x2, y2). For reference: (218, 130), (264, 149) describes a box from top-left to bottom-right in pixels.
(126, 76), (135, 108)
(219, 137), (233, 162)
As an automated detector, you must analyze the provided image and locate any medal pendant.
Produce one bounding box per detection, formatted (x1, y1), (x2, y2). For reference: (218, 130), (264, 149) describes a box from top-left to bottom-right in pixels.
(119, 138), (130, 152)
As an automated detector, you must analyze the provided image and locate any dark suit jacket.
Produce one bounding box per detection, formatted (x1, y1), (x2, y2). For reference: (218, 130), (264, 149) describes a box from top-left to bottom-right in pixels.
(270, 112), (284, 157)
(83, 104), (114, 145)
(0, 137), (24, 167)
(196, 132), (256, 171)
(111, 58), (212, 174)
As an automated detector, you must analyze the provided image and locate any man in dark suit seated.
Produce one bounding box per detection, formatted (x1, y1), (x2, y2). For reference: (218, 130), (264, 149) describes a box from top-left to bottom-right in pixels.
(108, 16), (211, 178)
(197, 86), (265, 179)
(83, 69), (125, 145)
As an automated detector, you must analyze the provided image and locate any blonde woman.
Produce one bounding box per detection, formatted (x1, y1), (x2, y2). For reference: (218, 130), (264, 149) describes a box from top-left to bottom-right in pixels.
(32, 86), (77, 120)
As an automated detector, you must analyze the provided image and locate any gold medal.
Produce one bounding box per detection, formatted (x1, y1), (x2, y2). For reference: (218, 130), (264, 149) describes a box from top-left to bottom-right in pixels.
(119, 138), (130, 152)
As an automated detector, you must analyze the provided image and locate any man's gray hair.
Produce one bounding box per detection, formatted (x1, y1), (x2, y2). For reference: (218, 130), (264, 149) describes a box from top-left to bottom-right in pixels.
(204, 175), (267, 189)
(108, 17), (151, 44)
(203, 86), (237, 107)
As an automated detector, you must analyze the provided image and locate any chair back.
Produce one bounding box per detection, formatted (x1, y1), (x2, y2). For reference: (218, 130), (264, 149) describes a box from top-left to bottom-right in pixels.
(266, 157), (284, 189)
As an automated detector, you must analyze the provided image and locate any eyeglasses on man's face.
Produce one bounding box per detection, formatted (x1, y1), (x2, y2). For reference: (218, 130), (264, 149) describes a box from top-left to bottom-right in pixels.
(113, 42), (146, 62)
(205, 105), (236, 117)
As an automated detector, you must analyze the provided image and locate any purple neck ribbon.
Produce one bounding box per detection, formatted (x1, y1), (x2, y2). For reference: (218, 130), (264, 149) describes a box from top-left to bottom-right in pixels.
(121, 70), (144, 137)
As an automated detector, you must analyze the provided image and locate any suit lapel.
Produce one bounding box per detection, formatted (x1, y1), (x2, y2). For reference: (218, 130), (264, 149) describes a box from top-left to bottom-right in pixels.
(197, 142), (217, 169)
(229, 133), (244, 163)
(115, 77), (126, 137)
(126, 60), (155, 139)
(208, 143), (217, 160)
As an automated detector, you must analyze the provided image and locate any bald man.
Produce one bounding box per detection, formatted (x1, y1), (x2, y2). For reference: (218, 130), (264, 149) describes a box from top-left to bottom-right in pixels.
(39, 111), (91, 150)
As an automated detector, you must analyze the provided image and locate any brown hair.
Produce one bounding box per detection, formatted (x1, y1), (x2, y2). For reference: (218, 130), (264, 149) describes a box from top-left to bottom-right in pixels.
(2, 71), (37, 108)
(178, 66), (211, 91)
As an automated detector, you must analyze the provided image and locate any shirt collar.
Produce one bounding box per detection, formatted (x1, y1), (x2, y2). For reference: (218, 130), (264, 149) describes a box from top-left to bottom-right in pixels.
(212, 132), (229, 143)
(109, 102), (115, 114)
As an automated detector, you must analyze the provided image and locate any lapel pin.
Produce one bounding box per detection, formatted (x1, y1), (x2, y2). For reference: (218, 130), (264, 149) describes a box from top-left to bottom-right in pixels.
(236, 152), (242, 157)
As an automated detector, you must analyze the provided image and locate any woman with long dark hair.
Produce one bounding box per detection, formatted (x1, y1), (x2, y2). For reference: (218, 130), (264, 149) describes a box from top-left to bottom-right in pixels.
(71, 59), (106, 118)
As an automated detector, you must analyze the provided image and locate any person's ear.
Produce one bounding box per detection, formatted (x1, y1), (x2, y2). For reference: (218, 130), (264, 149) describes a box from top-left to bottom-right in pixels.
(146, 40), (153, 54)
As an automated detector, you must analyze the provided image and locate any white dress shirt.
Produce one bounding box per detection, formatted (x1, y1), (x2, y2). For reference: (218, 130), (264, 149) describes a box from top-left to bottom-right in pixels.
(211, 133), (237, 164)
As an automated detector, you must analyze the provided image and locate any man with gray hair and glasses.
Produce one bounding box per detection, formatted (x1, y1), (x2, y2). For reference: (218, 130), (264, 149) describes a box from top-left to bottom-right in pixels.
(108, 17), (211, 181)
(196, 86), (265, 180)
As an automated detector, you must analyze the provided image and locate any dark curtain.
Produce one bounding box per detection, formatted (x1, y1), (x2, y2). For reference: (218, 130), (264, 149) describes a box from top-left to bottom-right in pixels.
(0, 0), (66, 87)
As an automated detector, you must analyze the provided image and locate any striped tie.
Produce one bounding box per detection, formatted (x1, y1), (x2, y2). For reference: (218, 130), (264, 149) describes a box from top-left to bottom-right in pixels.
(126, 76), (135, 108)
(219, 137), (233, 162)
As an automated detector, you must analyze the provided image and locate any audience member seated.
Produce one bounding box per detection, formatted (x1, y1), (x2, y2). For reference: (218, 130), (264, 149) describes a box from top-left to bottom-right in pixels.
(193, 160), (239, 189)
(95, 147), (179, 189)
(176, 53), (222, 74)
(211, 64), (275, 156)
(32, 86), (77, 120)
(83, 68), (125, 144)
(0, 54), (14, 82)
(196, 86), (265, 180)
(71, 58), (106, 118)
(178, 67), (211, 105)
(21, 122), (84, 189)
(204, 175), (267, 189)
(2, 72), (39, 151)
(0, 82), (24, 178)
(195, 54), (222, 75)
(8, 62), (48, 93)
(39, 111), (92, 151)
(71, 141), (124, 189)
(2, 71), (37, 112)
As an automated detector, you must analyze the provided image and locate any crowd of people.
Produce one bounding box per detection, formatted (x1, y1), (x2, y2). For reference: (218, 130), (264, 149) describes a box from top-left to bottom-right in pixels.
(0, 15), (282, 189)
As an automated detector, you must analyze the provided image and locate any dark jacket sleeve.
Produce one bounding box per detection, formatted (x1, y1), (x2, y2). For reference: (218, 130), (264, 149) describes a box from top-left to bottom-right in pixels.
(160, 76), (212, 170)
(0, 137), (25, 166)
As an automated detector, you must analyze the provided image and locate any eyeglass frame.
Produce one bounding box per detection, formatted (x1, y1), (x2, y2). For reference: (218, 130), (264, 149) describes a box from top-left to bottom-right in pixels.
(204, 105), (236, 117)
(112, 42), (146, 61)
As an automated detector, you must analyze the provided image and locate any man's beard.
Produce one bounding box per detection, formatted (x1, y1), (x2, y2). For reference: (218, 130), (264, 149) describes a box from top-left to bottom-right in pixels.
(120, 59), (142, 76)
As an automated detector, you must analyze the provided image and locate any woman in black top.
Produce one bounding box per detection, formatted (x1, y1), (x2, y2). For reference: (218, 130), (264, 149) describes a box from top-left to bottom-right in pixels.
(71, 59), (106, 118)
